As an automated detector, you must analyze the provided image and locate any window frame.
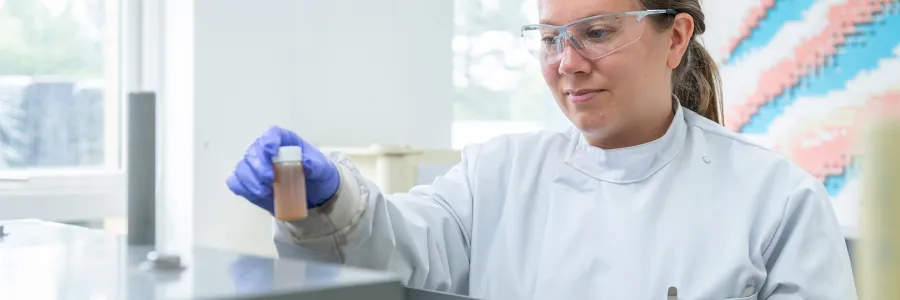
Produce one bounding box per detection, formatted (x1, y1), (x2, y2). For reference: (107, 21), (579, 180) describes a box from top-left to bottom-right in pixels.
(0, 0), (148, 222)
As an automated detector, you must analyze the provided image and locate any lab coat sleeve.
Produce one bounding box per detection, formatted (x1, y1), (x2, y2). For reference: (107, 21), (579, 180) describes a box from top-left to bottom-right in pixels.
(272, 147), (478, 294)
(760, 177), (858, 299)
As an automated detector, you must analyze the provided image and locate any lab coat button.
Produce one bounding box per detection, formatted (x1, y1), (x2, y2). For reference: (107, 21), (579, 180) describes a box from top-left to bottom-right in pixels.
(702, 156), (711, 164)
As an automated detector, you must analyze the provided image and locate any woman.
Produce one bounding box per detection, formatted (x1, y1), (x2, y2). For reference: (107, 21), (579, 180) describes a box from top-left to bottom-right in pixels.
(227, 0), (857, 298)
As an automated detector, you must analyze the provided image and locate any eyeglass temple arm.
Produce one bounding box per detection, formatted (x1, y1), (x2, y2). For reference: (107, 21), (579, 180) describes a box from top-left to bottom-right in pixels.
(643, 9), (678, 16)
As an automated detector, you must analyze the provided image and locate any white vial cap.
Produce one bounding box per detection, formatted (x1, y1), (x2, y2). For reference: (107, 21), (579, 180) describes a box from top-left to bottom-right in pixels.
(273, 146), (303, 163)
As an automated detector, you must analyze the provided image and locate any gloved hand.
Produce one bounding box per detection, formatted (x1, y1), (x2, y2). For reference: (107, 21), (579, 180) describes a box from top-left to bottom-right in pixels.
(226, 126), (340, 214)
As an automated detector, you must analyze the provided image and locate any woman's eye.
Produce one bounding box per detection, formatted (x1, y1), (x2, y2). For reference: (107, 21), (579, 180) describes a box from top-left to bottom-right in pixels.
(541, 36), (556, 45)
(587, 29), (610, 39)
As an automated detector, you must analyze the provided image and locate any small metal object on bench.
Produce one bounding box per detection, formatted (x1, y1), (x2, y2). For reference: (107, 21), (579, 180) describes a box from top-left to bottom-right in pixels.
(139, 251), (185, 271)
(0, 225), (7, 238)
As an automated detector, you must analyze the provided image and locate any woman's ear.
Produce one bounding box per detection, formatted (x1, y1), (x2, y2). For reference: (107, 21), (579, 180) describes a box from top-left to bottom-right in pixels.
(667, 13), (695, 69)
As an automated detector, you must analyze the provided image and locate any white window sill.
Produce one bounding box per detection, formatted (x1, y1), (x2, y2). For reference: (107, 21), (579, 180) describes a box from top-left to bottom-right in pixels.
(0, 170), (125, 222)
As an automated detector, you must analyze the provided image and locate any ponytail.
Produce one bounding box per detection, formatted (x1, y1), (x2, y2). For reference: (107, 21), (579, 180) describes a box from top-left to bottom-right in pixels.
(673, 39), (723, 124)
(641, 0), (724, 125)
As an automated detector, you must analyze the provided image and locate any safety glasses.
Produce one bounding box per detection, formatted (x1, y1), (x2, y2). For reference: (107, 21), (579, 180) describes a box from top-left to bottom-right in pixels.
(521, 9), (677, 64)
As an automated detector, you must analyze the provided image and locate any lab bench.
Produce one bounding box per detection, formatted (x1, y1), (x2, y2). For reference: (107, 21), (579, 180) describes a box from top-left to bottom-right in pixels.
(0, 219), (476, 300)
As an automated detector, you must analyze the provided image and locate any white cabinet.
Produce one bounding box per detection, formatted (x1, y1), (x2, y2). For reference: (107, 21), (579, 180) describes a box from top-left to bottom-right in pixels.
(322, 145), (461, 194)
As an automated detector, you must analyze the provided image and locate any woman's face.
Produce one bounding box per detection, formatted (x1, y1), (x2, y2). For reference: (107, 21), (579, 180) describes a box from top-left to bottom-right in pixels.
(538, 0), (689, 148)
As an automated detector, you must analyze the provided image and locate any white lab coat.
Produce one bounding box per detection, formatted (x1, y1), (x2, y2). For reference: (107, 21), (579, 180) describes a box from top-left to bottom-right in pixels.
(273, 105), (857, 300)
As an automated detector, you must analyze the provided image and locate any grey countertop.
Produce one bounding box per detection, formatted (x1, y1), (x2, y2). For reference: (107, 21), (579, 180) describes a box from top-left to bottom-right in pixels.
(0, 219), (405, 300)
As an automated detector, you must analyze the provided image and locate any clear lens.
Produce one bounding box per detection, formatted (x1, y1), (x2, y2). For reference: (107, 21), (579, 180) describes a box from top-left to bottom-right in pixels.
(522, 13), (646, 64)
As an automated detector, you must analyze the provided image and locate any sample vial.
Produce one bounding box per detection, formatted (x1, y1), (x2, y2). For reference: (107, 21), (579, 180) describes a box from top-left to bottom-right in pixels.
(272, 146), (308, 221)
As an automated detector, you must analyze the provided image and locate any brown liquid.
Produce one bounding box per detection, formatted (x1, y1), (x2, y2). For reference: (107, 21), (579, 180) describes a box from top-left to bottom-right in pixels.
(273, 161), (308, 221)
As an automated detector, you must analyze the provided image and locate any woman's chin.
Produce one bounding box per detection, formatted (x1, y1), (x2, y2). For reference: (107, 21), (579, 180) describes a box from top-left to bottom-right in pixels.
(570, 111), (613, 132)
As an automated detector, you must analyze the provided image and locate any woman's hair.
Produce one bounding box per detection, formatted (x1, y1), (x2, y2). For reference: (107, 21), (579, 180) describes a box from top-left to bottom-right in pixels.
(639, 0), (723, 124)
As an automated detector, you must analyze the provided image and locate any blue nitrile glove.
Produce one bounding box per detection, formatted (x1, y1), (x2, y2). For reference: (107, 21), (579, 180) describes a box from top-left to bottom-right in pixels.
(226, 126), (340, 214)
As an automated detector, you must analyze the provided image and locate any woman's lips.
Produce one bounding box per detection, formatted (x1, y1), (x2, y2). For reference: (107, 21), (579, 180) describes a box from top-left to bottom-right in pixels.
(566, 89), (604, 103)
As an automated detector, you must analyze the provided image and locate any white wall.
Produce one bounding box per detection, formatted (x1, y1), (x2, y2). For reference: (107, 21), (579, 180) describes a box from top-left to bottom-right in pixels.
(283, 0), (454, 148)
(156, 0), (454, 257)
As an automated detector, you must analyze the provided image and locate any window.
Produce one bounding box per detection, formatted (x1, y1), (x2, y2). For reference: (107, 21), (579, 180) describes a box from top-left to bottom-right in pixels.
(0, 0), (128, 222)
(451, 0), (571, 149)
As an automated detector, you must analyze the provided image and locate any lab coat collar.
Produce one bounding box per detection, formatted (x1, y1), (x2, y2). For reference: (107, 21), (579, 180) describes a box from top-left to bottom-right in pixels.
(564, 103), (687, 183)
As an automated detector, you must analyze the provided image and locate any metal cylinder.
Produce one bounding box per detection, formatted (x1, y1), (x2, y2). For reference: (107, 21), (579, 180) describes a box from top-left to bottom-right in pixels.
(127, 92), (157, 246)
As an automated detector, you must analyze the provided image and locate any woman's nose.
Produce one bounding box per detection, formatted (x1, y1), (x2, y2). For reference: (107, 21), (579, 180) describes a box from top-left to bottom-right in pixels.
(557, 37), (591, 76)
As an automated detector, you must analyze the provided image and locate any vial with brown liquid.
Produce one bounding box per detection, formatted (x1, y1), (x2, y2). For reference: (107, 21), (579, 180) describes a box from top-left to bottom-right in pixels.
(272, 146), (308, 221)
